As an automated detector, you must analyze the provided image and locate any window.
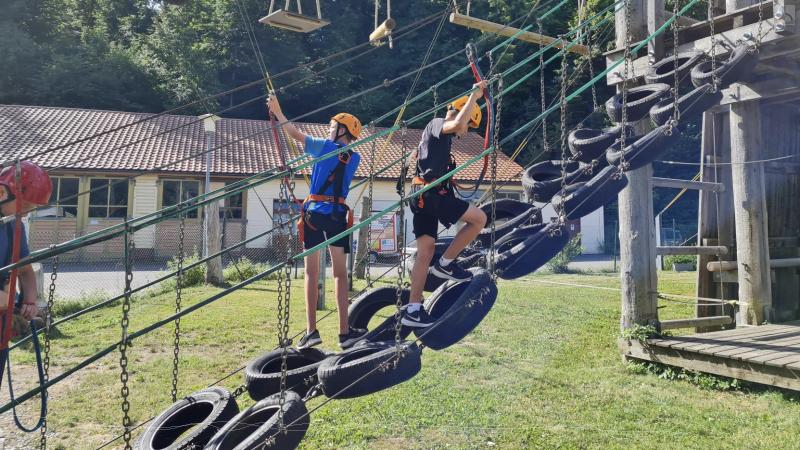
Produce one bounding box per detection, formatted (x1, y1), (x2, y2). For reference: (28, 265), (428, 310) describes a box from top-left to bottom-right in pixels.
(42, 177), (79, 217)
(88, 178), (129, 218)
(273, 199), (300, 234)
(220, 183), (244, 219)
(162, 180), (200, 218)
(496, 191), (522, 201)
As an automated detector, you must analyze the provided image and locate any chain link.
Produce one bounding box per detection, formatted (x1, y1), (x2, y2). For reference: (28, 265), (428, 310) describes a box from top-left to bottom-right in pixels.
(557, 41), (569, 221)
(39, 255), (58, 449)
(537, 19), (550, 161)
(667, 0), (681, 135)
(394, 123), (409, 353)
(119, 224), (135, 449)
(432, 84), (439, 118)
(708, 0), (719, 91)
(489, 77), (503, 279)
(755, 0), (764, 49)
(618, 0), (633, 173)
(275, 178), (293, 434)
(581, 3), (599, 112)
(366, 124), (377, 284)
(170, 214), (185, 402)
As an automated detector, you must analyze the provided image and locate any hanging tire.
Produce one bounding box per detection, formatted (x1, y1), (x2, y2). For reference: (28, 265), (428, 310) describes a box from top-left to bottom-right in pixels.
(551, 166), (629, 221)
(691, 43), (758, 88)
(605, 83), (671, 123)
(135, 387), (238, 450)
(645, 52), (706, 85)
(476, 199), (539, 248)
(649, 83), (723, 126)
(494, 224), (570, 280)
(494, 222), (547, 251)
(204, 391), (308, 450)
(414, 269), (498, 350)
(347, 287), (412, 345)
(245, 348), (329, 401)
(456, 251), (486, 270)
(317, 341), (422, 399)
(606, 124), (679, 171)
(568, 125), (632, 162)
(522, 160), (591, 203)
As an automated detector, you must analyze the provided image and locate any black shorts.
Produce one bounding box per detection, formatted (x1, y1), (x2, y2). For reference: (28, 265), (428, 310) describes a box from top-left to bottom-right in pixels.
(411, 189), (470, 239)
(302, 211), (351, 253)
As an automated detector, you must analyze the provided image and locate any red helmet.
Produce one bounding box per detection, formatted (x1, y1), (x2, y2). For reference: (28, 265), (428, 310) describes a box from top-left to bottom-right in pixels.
(0, 161), (53, 206)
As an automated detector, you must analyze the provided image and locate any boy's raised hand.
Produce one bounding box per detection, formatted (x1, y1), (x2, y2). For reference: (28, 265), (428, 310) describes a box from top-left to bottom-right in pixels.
(472, 80), (488, 98)
(267, 93), (282, 116)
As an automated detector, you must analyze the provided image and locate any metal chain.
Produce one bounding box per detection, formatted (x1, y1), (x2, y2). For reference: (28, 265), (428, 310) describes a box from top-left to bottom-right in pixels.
(489, 77), (503, 279)
(393, 123), (409, 352)
(170, 214), (186, 402)
(708, 0), (719, 91)
(39, 255), (58, 449)
(432, 85), (440, 118)
(366, 124), (377, 284)
(118, 224), (135, 449)
(537, 20), (550, 160)
(619, 0), (633, 173)
(275, 178), (293, 434)
(667, 0), (681, 134)
(581, 3), (599, 112)
(755, 0), (764, 49)
(557, 42), (569, 221)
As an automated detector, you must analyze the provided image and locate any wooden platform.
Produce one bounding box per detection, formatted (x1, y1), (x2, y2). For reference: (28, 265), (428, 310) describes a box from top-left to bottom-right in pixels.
(620, 321), (800, 391)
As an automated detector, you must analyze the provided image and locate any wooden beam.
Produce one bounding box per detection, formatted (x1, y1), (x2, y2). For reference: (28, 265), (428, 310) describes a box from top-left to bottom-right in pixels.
(657, 245), (730, 255)
(660, 315), (735, 330)
(652, 177), (726, 191)
(729, 100), (773, 325)
(449, 12), (591, 55)
(369, 18), (396, 43)
(717, 77), (800, 106)
(664, 10), (701, 26)
(708, 257), (800, 271)
(648, 0), (666, 63)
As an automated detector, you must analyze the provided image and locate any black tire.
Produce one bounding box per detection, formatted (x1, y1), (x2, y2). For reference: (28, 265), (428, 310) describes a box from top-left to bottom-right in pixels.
(606, 124), (679, 171)
(348, 287), (412, 345)
(495, 224), (570, 280)
(245, 348), (329, 401)
(135, 387), (238, 450)
(649, 83), (723, 126)
(494, 222), (547, 251)
(413, 269), (498, 350)
(476, 199), (539, 248)
(605, 83), (671, 123)
(645, 52), (706, 85)
(551, 166), (629, 221)
(522, 160), (591, 203)
(691, 44), (758, 88)
(204, 391), (308, 450)
(317, 341), (422, 399)
(456, 251), (486, 270)
(568, 125), (631, 162)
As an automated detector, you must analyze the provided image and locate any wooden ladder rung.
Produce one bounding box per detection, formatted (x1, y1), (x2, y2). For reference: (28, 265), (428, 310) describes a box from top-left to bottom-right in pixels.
(652, 177), (725, 192)
(659, 315), (734, 330)
(657, 246), (729, 255)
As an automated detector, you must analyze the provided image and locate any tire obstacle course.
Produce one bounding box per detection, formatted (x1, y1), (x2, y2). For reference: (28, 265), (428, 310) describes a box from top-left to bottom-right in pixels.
(0, 0), (761, 447)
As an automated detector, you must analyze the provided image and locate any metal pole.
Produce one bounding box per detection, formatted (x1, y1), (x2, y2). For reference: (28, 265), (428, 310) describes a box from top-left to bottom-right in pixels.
(317, 247), (327, 310)
(203, 131), (212, 259)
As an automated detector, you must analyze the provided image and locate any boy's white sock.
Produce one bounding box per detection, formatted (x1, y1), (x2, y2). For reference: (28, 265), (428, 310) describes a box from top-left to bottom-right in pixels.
(406, 303), (421, 313)
(439, 256), (454, 267)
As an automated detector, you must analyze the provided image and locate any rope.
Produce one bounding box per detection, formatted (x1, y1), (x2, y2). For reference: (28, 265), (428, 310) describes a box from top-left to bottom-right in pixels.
(5, 321), (47, 433)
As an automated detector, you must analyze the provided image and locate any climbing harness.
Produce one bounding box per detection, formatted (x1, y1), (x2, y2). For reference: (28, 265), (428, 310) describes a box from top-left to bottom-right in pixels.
(296, 146), (356, 244)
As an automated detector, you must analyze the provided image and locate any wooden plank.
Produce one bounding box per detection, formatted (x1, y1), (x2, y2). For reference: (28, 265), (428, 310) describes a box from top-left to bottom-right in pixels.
(652, 177), (726, 191)
(712, 331), (800, 359)
(660, 315), (734, 330)
(663, 326), (792, 351)
(656, 245), (729, 255)
(449, 13), (590, 55)
(620, 339), (800, 390)
(735, 335), (800, 364)
(707, 257), (800, 271)
(648, 0), (666, 62)
(717, 78), (800, 106)
(730, 100), (774, 325)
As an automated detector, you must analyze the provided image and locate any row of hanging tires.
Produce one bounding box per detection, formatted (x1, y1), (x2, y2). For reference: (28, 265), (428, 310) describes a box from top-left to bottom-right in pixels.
(135, 44), (758, 450)
(136, 270), (498, 449)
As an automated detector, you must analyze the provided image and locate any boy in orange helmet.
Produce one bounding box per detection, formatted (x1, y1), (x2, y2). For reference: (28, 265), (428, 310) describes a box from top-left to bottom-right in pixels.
(268, 94), (367, 349)
(403, 81), (488, 328)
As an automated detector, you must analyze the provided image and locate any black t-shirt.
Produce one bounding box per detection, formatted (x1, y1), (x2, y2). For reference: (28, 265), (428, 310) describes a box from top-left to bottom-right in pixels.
(416, 118), (453, 181)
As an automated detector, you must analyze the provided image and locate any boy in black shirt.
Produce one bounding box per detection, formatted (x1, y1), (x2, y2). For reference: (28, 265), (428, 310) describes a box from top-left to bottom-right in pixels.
(402, 81), (488, 328)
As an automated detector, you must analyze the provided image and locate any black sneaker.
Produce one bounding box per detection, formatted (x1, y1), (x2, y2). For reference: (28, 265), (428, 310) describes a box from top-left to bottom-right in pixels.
(430, 260), (472, 282)
(339, 327), (368, 349)
(400, 305), (436, 328)
(297, 329), (321, 349)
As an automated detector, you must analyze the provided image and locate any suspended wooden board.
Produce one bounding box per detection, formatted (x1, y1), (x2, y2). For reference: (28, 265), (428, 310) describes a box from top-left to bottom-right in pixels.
(449, 12), (590, 56)
(259, 9), (330, 33)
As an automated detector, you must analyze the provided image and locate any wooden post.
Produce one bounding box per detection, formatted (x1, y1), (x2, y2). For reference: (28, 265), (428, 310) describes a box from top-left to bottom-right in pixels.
(729, 100), (773, 324)
(647, 0), (665, 63)
(617, 0), (658, 331)
(354, 196), (372, 279)
(205, 202), (223, 285)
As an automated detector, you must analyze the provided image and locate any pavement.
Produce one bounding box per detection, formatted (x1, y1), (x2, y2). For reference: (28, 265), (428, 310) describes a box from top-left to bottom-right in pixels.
(567, 253), (617, 272)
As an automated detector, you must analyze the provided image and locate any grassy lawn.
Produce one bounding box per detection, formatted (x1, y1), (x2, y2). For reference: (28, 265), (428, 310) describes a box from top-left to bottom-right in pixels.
(2, 271), (799, 449)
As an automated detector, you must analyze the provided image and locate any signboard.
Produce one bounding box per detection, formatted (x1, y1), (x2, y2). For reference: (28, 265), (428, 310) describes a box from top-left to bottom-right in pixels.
(370, 211), (398, 254)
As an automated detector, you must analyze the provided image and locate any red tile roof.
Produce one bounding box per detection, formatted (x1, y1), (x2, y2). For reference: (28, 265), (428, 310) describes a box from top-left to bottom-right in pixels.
(0, 105), (522, 182)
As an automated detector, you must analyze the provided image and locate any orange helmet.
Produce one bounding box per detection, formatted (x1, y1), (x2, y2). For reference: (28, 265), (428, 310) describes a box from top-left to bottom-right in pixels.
(0, 161), (53, 206)
(450, 96), (482, 128)
(331, 113), (362, 139)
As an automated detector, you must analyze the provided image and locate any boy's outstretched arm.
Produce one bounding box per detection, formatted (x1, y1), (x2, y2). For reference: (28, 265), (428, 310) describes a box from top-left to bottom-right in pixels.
(442, 80), (487, 135)
(268, 93), (308, 144)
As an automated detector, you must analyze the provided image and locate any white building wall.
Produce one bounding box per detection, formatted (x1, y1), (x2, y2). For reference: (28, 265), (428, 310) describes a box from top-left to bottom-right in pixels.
(132, 175), (158, 249)
(537, 202), (605, 254)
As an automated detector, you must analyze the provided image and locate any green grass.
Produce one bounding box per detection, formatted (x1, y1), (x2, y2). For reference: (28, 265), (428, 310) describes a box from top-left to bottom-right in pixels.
(2, 271), (799, 449)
